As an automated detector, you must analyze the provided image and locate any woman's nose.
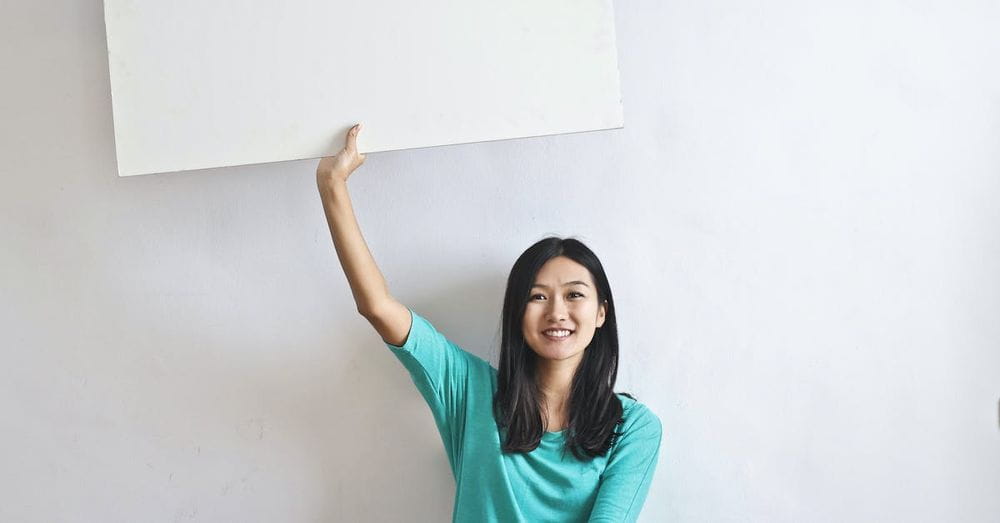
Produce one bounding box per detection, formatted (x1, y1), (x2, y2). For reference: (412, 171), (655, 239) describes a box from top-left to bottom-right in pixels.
(546, 297), (568, 319)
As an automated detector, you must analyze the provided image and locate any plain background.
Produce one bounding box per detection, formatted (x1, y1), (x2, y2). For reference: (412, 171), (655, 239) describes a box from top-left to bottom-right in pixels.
(2, 0), (999, 521)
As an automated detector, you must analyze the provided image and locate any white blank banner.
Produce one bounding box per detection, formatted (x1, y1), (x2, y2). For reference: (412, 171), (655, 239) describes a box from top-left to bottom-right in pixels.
(103, 0), (624, 176)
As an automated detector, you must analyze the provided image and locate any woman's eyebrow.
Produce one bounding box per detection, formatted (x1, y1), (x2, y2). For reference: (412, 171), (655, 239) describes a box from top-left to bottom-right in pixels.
(531, 281), (590, 289)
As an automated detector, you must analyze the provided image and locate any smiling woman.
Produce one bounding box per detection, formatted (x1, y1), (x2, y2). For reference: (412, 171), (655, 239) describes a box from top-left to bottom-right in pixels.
(317, 126), (662, 522)
(520, 255), (609, 431)
(499, 239), (619, 457)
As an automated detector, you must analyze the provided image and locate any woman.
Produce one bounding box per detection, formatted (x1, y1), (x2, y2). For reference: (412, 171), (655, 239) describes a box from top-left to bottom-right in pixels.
(317, 124), (662, 522)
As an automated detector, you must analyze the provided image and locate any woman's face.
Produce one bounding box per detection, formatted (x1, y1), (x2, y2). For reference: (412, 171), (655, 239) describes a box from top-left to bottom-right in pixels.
(522, 256), (607, 363)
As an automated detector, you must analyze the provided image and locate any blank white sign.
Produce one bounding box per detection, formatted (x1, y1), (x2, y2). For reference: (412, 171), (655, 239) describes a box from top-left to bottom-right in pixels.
(103, 0), (624, 177)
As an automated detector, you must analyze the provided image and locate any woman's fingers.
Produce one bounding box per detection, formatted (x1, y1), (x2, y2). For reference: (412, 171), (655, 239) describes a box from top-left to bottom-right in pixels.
(346, 123), (362, 151)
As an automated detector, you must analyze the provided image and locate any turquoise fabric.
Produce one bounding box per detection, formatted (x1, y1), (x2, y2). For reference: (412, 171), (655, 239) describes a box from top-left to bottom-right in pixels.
(385, 309), (662, 522)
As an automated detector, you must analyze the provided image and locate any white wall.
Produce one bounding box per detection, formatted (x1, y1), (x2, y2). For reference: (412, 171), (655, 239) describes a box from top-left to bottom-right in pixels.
(2, 1), (998, 521)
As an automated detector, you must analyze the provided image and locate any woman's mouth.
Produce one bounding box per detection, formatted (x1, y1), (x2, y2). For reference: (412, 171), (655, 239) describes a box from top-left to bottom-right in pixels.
(542, 329), (574, 342)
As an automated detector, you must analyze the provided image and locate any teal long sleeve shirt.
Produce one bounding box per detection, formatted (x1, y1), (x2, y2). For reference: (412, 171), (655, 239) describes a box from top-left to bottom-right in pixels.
(385, 309), (663, 522)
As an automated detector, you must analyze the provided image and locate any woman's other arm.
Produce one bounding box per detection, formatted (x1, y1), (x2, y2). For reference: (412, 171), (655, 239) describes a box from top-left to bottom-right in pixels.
(588, 407), (663, 522)
(316, 123), (412, 346)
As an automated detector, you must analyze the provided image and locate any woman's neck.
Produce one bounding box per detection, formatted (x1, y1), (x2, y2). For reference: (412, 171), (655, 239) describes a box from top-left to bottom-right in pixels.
(536, 357), (580, 410)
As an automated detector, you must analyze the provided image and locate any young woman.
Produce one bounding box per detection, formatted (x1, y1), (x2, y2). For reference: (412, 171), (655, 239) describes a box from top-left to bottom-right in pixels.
(317, 124), (662, 522)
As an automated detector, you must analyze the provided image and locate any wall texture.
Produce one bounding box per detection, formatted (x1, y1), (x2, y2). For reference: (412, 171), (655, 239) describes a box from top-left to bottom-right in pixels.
(2, 1), (998, 521)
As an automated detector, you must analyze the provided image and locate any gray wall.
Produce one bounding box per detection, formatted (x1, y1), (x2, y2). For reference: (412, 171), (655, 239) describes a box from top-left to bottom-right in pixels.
(2, 1), (998, 521)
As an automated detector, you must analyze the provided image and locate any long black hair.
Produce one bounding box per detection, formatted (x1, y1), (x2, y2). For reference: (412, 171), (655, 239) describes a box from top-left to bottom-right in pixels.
(493, 236), (632, 460)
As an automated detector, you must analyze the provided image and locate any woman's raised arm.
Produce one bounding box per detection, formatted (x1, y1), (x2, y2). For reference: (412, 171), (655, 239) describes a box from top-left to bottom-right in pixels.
(316, 124), (412, 346)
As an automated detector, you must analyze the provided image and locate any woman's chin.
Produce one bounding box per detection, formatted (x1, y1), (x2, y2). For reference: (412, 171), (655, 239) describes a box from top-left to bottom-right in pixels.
(536, 346), (585, 362)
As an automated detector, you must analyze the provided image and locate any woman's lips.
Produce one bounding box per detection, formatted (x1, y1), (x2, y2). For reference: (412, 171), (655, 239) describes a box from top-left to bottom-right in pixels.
(542, 331), (573, 342)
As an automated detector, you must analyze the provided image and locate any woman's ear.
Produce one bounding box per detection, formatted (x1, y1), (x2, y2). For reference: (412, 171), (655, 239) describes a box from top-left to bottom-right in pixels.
(596, 300), (607, 328)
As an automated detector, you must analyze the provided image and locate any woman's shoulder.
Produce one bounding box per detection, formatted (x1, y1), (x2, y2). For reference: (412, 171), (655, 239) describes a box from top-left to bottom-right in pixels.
(614, 391), (646, 412)
(614, 393), (662, 436)
(399, 308), (495, 370)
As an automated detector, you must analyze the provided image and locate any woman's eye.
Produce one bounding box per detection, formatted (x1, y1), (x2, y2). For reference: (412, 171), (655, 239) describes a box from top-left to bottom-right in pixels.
(530, 292), (584, 300)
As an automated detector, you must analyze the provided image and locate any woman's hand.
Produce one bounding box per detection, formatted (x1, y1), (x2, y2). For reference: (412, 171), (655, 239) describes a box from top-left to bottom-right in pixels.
(317, 123), (367, 188)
